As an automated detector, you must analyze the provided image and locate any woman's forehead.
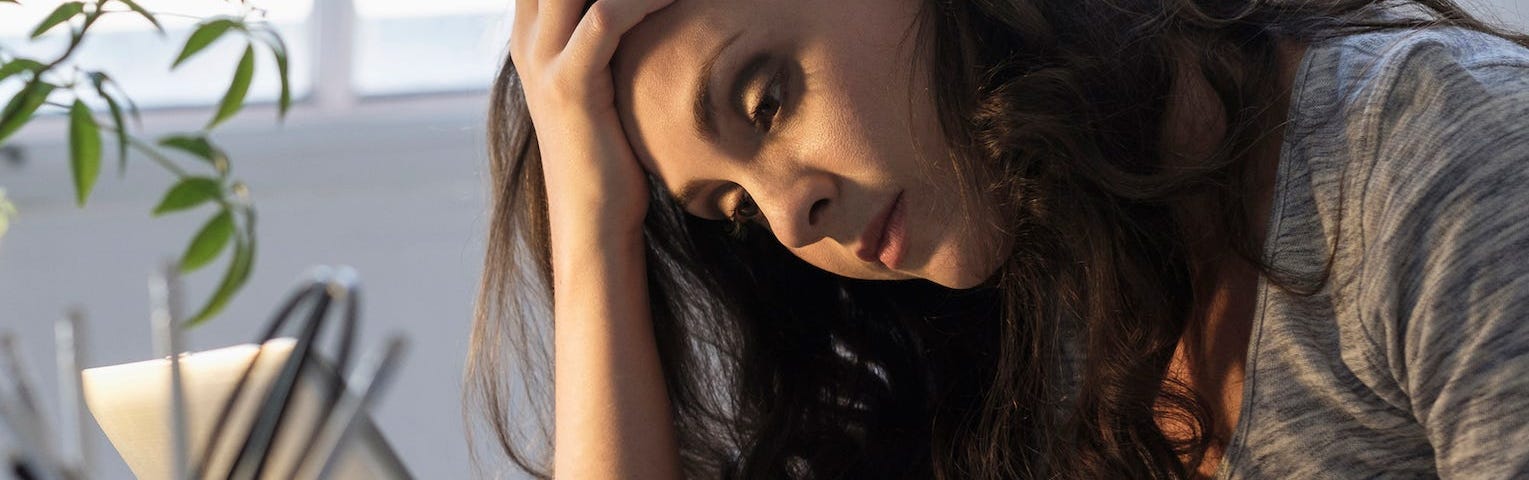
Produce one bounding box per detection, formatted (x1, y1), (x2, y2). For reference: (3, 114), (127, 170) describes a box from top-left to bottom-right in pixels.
(617, 0), (747, 64)
(614, 1), (757, 171)
(615, 0), (759, 90)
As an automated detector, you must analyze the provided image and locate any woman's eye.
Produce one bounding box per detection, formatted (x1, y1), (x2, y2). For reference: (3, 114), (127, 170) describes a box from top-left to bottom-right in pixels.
(748, 71), (785, 133)
(730, 190), (760, 222)
(723, 189), (761, 239)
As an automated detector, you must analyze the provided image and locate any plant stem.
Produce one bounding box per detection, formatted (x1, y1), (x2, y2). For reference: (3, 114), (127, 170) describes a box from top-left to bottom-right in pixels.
(45, 98), (194, 179)
(124, 134), (191, 178)
(42, 9), (103, 73)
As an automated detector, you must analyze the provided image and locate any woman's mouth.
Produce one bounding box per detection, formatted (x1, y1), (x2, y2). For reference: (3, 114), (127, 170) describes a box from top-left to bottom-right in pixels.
(856, 191), (908, 269)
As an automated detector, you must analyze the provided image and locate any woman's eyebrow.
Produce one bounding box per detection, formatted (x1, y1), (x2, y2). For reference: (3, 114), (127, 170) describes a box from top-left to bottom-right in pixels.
(693, 31), (745, 142)
(673, 182), (710, 212)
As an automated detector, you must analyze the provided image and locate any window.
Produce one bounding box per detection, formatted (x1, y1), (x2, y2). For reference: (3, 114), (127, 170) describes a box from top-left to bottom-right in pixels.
(0, 0), (513, 114)
(352, 0), (511, 96)
(0, 0), (314, 109)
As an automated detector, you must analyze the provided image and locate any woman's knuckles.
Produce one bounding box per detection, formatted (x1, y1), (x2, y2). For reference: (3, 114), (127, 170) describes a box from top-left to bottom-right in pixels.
(505, 0), (652, 226)
(580, 2), (617, 39)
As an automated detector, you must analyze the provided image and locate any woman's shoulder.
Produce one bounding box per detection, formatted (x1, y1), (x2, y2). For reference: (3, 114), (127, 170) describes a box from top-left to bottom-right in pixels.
(1286, 23), (1529, 236)
(1295, 23), (1529, 120)
(1329, 21), (1529, 66)
(1260, 24), (1529, 479)
(1287, 24), (1529, 304)
(1273, 21), (1529, 375)
(1283, 24), (1529, 195)
(1325, 27), (1529, 245)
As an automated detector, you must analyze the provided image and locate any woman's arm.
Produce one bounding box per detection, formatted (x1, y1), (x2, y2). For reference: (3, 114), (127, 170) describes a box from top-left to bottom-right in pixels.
(550, 225), (678, 478)
(509, 0), (681, 478)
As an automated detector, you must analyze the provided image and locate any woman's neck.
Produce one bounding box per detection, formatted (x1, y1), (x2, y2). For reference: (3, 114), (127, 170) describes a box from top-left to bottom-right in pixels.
(1160, 37), (1307, 269)
(1156, 36), (1309, 479)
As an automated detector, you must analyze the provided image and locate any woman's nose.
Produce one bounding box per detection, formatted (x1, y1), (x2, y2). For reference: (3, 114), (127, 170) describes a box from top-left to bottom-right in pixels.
(762, 170), (837, 249)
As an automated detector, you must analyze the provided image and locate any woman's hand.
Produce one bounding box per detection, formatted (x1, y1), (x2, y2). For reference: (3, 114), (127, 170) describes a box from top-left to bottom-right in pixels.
(510, 0), (674, 239)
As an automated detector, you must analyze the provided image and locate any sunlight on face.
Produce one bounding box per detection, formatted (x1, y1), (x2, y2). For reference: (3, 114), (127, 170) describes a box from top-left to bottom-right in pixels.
(613, 0), (1006, 289)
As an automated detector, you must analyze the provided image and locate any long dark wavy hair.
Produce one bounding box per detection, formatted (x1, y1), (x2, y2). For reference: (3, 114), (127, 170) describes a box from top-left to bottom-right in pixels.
(467, 0), (1529, 478)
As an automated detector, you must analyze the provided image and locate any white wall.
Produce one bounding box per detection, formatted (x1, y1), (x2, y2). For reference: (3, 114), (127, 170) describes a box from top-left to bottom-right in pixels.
(1, 3), (1526, 479)
(0, 96), (497, 479)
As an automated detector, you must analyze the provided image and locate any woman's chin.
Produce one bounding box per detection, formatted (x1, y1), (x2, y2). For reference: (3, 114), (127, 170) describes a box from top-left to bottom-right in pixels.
(926, 267), (995, 290)
(919, 239), (1009, 290)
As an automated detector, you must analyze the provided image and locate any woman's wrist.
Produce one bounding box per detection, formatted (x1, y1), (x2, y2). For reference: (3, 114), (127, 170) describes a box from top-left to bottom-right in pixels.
(549, 215), (646, 269)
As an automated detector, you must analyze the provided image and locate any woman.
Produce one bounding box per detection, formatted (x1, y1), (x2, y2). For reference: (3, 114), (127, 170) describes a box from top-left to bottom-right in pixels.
(468, 0), (1529, 477)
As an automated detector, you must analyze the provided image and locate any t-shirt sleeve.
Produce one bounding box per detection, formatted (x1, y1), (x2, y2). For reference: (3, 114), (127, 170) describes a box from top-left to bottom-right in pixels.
(1355, 36), (1529, 478)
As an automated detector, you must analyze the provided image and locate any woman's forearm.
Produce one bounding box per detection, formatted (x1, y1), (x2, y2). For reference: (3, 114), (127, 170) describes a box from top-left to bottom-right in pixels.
(550, 224), (682, 479)
(505, 0), (681, 474)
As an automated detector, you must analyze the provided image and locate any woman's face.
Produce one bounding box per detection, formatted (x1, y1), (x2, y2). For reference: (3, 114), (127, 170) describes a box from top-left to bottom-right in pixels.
(613, 0), (1007, 289)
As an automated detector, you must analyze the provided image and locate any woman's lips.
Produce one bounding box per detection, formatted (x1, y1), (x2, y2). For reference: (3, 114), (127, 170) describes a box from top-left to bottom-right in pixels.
(877, 193), (908, 269)
(856, 191), (907, 269)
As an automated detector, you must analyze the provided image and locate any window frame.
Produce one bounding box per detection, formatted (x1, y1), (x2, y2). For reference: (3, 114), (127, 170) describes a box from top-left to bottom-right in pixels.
(4, 0), (503, 147)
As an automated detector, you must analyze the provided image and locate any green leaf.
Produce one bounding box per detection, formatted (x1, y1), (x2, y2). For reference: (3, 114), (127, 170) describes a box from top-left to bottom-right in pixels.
(152, 177), (220, 216)
(114, 0), (162, 33)
(30, 1), (82, 39)
(0, 58), (44, 84)
(186, 209), (255, 326)
(179, 209), (233, 273)
(208, 44), (254, 129)
(171, 18), (238, 68)
(104, 94), (127, 174)
(158, 134), (225, 165)
(68, 100), (101, 207)
(260, 32), (291, 119)
(89, 72), (129, 175)
(0, 80), (54, 146)
(110, 77), (143, 128)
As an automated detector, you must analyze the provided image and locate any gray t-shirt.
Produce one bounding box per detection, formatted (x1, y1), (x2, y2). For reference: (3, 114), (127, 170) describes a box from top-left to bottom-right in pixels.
(1215, 25), (1529, 479)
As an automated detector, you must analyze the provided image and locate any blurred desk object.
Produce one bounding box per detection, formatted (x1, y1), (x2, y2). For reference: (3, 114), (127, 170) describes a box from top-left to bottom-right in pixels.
(83, 338), (409, 479)
(1, 265), (411, 480)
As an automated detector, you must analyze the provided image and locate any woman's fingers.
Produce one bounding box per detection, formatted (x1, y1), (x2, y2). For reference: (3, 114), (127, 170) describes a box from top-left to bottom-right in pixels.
(516, 0), (672, 77)
(509, 0), (659, 242)
(563, 0), (675, 74)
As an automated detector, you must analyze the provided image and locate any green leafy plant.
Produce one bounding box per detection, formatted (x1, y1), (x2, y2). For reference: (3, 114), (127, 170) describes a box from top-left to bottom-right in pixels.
(0, 0), (292, 326)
